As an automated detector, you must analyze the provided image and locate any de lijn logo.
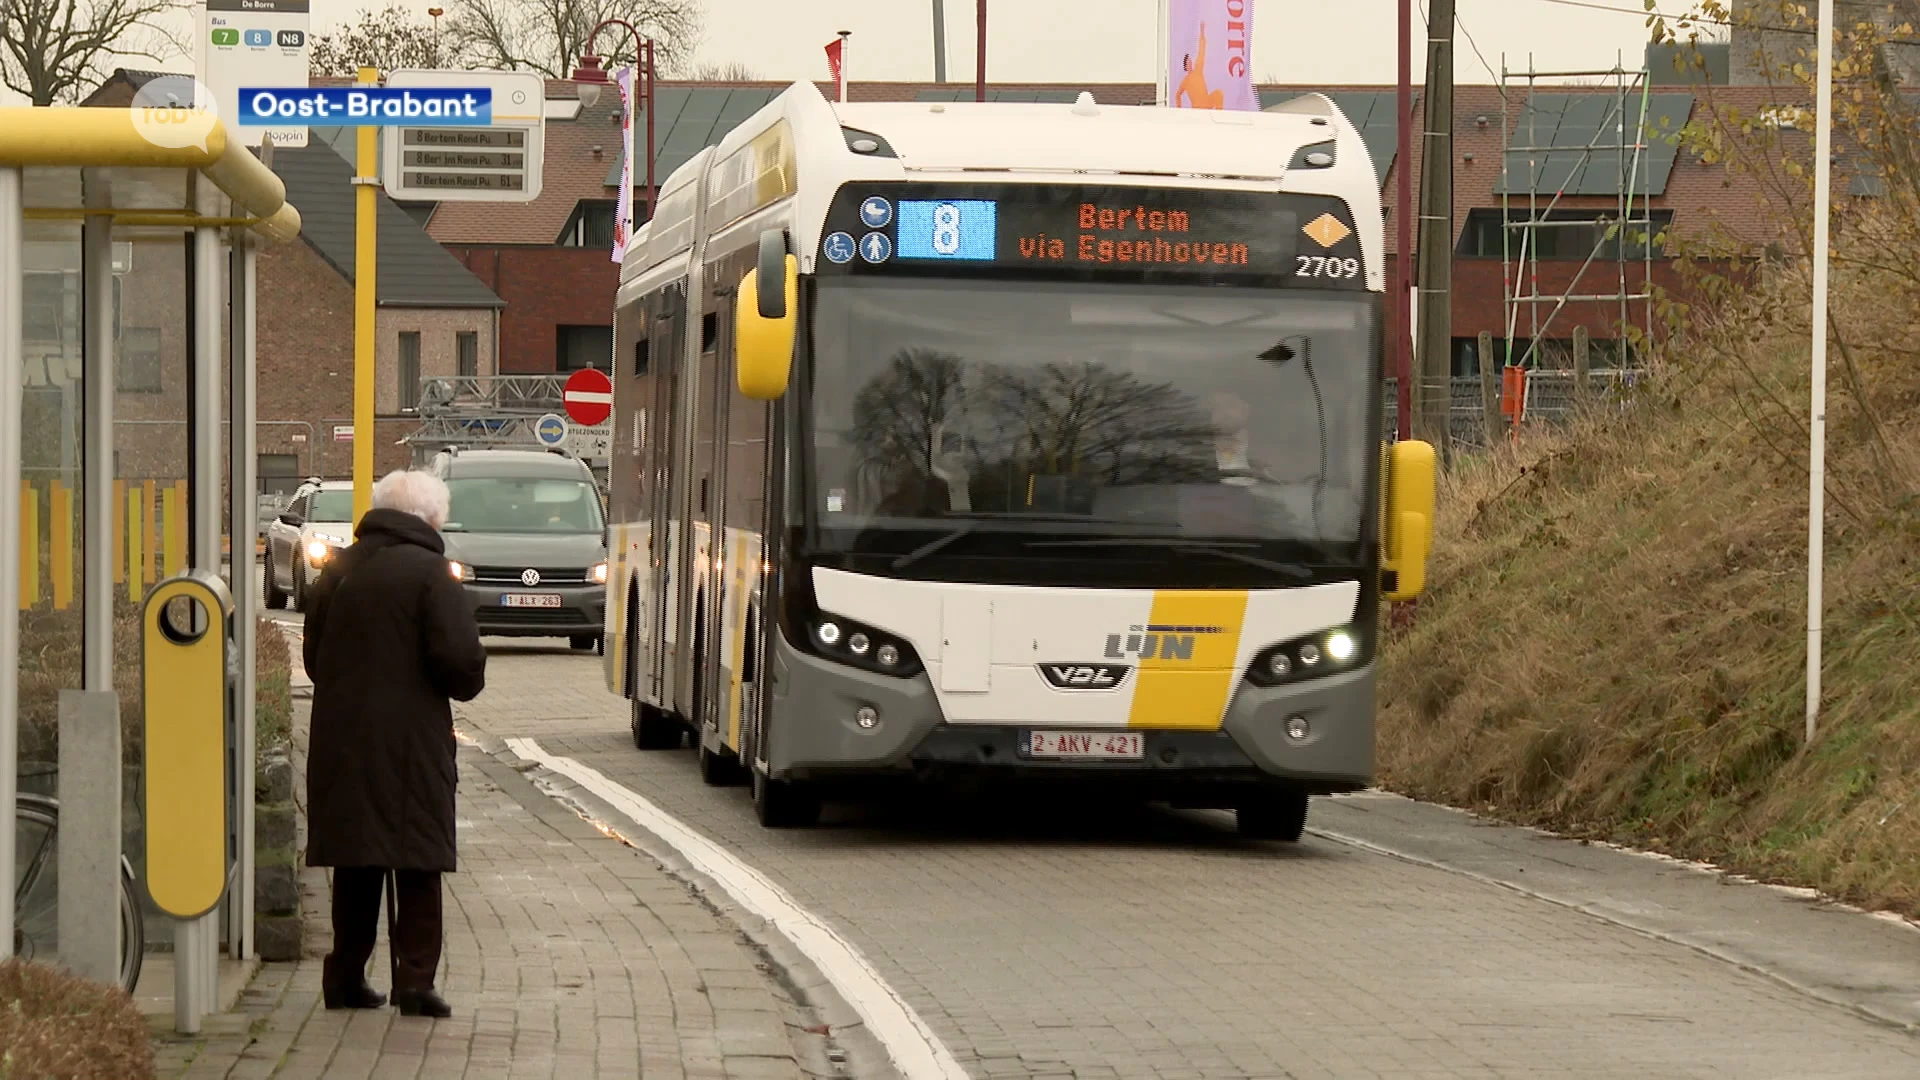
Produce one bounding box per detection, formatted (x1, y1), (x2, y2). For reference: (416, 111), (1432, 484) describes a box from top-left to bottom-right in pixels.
(235, 87), (494, 126)
(1103, 623), (1225, 662)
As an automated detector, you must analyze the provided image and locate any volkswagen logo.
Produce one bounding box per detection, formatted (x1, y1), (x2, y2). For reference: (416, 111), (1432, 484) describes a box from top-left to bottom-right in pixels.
(520, 569), (541, 586)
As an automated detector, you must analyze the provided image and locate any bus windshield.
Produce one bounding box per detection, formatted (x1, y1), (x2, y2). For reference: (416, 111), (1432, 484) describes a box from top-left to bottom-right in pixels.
(807, 279), (1376, 578)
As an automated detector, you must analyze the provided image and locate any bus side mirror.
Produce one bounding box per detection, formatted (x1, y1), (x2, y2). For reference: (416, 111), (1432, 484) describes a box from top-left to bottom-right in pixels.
(736, 231), (797, 401)
(1380, 439), (1436, 601)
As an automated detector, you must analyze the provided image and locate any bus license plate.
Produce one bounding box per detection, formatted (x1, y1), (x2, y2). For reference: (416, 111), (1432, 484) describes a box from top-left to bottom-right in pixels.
(501, 593), (562, 608)
(1024, 730), (1143, 760)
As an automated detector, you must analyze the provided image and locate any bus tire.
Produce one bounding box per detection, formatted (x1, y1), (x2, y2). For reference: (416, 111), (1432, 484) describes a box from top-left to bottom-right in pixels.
(1237, 788), (1310, 842)
(631, 700), (681, 750)
(752, 769), (820, 828)
(699, 743), (748, 787)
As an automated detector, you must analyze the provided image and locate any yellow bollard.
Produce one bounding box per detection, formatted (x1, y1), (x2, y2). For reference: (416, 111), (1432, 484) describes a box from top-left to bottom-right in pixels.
(162, 484), (183, 578)
(142, 572), (234, 922)
(18, 484), (38, 610)
(50, 481), (72, 611)
(141, 479), (156, 585)
(127, 484), (142, 602)
(113, 479), (126, 585)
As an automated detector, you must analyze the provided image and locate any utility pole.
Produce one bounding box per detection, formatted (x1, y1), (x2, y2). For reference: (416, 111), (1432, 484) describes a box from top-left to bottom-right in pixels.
(1413, 0), (1455, 454)
(976, 0), (987, 102)
(1393, 0), (1412, 441)
(933, 0), (948, 82)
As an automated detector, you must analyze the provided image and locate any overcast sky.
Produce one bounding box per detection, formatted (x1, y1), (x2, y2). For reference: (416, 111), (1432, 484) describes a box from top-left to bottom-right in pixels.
(6, 0), (1704, 105)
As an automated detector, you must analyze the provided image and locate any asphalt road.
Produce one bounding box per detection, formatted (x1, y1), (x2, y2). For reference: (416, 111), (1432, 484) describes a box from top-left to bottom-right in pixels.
(272, 607), (1920, 1080)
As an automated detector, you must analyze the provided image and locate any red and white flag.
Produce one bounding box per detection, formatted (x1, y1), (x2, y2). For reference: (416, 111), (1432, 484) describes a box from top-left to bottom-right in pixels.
(825, 36), (845, 99)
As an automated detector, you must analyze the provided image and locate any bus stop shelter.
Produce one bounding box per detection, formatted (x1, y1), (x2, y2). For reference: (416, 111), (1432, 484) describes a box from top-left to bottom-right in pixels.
(0, 105), (300, 1031)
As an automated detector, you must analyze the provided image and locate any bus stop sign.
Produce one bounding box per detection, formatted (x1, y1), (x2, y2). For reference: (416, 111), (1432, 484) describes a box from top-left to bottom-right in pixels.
(563, 368), (613, 426)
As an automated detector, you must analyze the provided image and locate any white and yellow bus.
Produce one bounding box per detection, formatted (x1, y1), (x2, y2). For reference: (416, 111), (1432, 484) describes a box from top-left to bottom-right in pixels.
(602, 81), (1435, 835)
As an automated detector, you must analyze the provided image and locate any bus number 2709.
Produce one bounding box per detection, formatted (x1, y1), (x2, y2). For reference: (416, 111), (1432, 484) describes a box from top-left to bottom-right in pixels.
(1296, 255), (1361, 279)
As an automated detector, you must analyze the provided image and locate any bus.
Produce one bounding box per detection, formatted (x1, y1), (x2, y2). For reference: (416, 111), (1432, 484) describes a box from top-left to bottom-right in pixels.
(601, 81), (1436, 837)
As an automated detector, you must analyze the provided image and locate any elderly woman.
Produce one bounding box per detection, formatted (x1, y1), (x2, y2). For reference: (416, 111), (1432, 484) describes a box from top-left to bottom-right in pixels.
(302, 469), (486, 1019)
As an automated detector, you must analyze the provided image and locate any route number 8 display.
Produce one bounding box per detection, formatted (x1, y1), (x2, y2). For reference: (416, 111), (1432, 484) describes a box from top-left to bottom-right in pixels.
(931, 203), (962, 255)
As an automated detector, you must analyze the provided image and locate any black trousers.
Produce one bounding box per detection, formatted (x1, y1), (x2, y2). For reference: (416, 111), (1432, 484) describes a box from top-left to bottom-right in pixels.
(326, 866), (442, 992)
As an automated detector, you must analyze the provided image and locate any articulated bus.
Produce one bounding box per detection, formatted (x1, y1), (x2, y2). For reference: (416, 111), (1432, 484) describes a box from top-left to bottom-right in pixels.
(601, 81), (1435, 835)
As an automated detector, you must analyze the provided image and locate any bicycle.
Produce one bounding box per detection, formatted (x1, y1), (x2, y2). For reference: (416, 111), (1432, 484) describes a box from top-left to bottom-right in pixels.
(13, 791), (146, 995)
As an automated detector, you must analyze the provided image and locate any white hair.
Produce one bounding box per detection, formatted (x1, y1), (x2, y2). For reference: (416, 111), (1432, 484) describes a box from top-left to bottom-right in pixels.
(370, 470), (450, 529)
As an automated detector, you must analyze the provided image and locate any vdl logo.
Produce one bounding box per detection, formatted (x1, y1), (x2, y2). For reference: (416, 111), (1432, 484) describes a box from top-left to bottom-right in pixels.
(1103, 624), (1224, 662)
(1039, 664), (1129, 690)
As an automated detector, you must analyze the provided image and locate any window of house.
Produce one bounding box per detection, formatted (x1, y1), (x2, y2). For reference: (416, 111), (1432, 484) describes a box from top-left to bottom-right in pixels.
(23, 272), (71, 343)
(397, 330), (421, 410)
(556, 324), (613, 371)
(1458, 208), (1674, 259)
(559, 200), (618, 248)
(456, 330), (479, 377)
(119, 327), (163, 392)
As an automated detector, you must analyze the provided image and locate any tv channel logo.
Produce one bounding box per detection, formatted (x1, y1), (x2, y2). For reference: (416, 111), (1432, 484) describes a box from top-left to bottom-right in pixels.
(244, 28), (271, 47)
(277, 29), (304, 47)
(209, 27), (238, 45)
(130, 74), (220, 153)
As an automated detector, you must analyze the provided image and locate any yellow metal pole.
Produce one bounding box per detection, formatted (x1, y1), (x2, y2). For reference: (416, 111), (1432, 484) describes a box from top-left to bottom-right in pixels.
(50, 482), (71, 611)
(112, 479), (125, 586)
(352, 65), (379, 525)
(141, 479), (155, 585)
(17, 485), (36, 610)
(125, 484), (140, 601)
(161, 483), (182, 577)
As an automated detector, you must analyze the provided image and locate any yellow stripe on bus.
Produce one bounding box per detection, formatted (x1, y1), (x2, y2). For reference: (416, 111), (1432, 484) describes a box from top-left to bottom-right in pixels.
(1125, 590), (1249, 731)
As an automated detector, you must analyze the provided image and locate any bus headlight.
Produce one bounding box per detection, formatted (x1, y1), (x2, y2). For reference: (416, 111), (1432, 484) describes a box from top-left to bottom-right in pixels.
(808, 613), (920, 678)
(1246, 626), (1368, 688)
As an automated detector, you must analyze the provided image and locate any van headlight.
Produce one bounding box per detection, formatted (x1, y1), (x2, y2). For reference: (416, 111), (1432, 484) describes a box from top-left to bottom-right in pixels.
(448, 560), (471, 581)
(588, 561), (608, 585)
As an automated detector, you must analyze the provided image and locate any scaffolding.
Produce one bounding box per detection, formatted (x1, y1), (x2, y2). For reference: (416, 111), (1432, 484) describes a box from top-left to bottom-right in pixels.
(1498, 55), (1663, 378)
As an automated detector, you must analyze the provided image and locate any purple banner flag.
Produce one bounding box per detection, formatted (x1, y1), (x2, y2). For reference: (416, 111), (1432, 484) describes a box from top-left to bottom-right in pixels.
(1166, 0), (1256, 112)
(612, 65), (636, 262)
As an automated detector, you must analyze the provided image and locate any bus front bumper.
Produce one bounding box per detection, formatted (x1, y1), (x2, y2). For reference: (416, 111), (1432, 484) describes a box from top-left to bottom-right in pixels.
(765, 637), (1374, 799)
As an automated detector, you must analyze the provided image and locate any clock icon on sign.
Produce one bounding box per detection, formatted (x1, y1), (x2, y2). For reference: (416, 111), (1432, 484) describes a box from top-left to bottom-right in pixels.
(858, 196), (892, 228)
(822, 232), (855, 264)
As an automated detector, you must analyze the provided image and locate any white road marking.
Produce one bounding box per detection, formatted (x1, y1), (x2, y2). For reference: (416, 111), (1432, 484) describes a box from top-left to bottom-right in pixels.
(502, 737), (970, 1080)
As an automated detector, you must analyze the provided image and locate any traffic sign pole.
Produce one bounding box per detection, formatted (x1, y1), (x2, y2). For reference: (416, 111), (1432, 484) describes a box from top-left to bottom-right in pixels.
(352, 65), (378, 526)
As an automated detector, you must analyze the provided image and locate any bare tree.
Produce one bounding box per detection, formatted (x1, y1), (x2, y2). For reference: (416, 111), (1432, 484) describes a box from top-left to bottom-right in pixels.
(444, 0), (700, 79)
(0, 0), (185, 105)
(309, 4), (452, 76)
(686, 59), (759, 81)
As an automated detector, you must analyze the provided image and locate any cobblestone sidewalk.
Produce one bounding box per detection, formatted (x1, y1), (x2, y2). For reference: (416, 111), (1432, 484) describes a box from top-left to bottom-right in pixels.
(152, 695), (813, 1080)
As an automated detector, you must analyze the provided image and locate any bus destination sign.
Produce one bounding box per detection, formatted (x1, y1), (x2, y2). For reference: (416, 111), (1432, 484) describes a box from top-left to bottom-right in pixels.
(818, 185), (1365, 288)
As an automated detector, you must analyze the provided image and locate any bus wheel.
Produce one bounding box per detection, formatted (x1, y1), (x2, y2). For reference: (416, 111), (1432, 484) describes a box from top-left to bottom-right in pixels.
(699, 743), (748, 787)
(631, 700), (681, 751)
(1236, 788), (1310, 842)
(752, 769), (820, 828)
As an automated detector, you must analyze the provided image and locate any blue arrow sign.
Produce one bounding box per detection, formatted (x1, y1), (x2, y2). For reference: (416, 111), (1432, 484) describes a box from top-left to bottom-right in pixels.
(534, 413), (568, 447)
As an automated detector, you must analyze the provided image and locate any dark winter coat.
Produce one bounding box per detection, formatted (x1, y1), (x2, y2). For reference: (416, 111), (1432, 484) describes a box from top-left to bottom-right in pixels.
(302, 508), (486, 872)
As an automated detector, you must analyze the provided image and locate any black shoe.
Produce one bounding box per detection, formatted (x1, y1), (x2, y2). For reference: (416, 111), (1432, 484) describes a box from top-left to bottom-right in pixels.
(393, 988), (451, 1018)
(322, 981), (387, 1010)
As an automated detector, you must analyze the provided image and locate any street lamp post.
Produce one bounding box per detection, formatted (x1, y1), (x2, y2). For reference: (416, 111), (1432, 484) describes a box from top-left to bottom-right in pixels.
(572, 22), (657, 226)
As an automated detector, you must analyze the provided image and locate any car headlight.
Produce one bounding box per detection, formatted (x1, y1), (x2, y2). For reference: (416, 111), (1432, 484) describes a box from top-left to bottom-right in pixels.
(807, 613), (921, 678)
(448, 560), (471, 581)
(587, 561), (608, 585)
(305, 540), (330, 562)
(1246, 626), (1368, 688)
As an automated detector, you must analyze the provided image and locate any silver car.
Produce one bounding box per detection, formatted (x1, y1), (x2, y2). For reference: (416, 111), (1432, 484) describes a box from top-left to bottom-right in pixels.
(263, 479), (355, 611)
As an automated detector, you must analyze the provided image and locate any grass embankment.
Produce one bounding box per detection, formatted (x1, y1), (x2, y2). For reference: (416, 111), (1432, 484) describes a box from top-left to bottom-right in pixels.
(1377, 271), (1920, 916)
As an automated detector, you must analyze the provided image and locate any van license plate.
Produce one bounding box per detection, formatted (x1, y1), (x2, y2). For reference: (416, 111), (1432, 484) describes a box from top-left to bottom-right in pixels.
(501, 593), (562, 608)
(1023, 731), (1144, 760)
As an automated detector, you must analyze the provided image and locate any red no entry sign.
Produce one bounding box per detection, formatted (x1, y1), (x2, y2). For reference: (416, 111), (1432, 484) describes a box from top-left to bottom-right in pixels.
(562, 367), (613, 426)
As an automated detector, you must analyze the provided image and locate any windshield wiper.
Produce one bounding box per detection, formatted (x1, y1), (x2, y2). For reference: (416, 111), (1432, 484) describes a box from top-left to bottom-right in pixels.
(892, 524), (978, 570)
(1022, 538), (1313, 580)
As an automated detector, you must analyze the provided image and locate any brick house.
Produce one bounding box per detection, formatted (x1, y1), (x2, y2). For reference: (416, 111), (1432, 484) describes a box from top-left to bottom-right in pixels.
(84, 70), (504, 492)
